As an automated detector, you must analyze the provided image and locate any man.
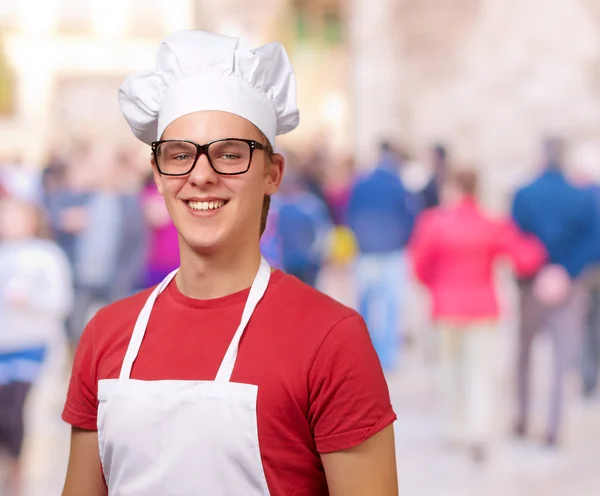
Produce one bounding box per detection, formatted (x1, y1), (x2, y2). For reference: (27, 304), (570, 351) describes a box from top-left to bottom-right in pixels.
(276, 165), (333, 288)
(511, 137), (600, 446)
(348, 141), (421, 372)
(62, 30), (398, 496)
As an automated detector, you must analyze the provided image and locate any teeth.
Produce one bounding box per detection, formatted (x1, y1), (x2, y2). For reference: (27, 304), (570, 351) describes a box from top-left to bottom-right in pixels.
(188, 200), (225, 211)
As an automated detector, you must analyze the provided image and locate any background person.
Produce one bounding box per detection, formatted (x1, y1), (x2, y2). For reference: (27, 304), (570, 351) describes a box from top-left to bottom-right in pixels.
(0, 168), (73, 496)
(511, 137), (600, 446)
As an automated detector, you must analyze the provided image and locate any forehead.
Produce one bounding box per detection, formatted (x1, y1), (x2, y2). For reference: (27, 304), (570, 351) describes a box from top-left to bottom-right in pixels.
(161, 111), (264, 143)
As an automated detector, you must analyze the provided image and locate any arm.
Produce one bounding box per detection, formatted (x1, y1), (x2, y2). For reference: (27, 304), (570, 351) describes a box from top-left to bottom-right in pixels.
(62, 428), (106, 496)
(495, 219), (547, 278)
(308, 315), (398, 495)
(322, 424), (398, 496)
(62, 316), (105, 494)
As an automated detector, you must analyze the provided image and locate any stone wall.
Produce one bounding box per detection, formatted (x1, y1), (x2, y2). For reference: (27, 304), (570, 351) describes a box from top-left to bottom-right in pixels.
(351, 0), (600, 208)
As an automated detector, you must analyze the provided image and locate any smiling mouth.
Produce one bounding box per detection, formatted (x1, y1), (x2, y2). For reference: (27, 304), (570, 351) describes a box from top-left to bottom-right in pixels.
(187, 200), (228, 211)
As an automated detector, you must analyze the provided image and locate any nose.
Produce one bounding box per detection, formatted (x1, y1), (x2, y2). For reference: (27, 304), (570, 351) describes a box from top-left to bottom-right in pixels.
(188, 153), (219, 188)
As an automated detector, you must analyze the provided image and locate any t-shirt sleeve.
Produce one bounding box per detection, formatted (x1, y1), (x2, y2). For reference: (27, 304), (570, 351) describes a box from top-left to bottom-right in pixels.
(62, 316), (99, 431)
(308, 314), (397, 453)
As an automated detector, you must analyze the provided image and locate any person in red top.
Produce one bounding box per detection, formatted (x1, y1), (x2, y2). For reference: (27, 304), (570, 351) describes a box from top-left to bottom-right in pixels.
(61, 31), (397, 496)
(409, 168), (545, 462)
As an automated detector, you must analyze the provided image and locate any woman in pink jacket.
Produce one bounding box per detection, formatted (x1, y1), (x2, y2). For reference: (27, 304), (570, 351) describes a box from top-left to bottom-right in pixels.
(409, 168), (546, 462)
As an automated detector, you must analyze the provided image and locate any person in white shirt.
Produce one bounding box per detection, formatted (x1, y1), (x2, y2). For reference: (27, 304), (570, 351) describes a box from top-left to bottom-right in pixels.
(0, 167), (73, 496)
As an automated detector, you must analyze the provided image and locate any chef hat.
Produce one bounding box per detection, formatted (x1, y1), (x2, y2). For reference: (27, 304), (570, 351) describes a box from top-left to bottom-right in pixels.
(118, 30), (300, 146)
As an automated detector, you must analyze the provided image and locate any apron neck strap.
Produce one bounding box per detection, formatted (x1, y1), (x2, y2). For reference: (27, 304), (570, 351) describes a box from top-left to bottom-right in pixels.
(119, 269), (178, 380)
(214, 257), (271, 382)
(119, 257), (271, 382)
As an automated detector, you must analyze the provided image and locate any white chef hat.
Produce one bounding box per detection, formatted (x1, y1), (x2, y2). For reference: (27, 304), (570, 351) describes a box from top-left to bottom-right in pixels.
(118, 30), (300, 146)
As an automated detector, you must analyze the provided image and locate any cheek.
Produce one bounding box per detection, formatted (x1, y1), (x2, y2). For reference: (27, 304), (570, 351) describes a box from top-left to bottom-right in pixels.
(228, 176), (263, 208)
(160, 177), (186, 202)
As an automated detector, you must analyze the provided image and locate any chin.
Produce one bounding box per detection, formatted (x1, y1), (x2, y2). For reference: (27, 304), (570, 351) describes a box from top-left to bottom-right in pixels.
(182, 233), (227, 255)
(171, 213), (226, 252)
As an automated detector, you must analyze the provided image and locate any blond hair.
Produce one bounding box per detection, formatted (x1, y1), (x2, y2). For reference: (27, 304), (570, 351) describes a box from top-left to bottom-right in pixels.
(259, 138), (275, 237)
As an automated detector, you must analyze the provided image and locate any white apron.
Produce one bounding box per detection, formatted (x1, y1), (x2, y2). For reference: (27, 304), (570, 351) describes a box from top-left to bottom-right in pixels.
(97, 257), (271, 495)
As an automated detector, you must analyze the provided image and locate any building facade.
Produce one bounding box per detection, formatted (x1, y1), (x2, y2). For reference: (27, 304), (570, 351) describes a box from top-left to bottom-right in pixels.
(0, 0), (197, 165)
(2, 0), (600, 201)
(0, 0), (349, 166)
(349, 0), (600, 205)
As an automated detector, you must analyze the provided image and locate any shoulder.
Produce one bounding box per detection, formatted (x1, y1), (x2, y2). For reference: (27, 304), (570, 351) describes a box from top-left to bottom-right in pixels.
(517, 172), (552, 193)
(95, 287), (155, 324)
(269, 271), (356, 317)
(415, 207), (444, 227)
(265, 273), (384, 370)
(514, 182), (533, 198)
(489, 215), (518, 236)
(24, 239), (70, 265)
(262, 271), (360, 340)
(351, 173), (374, 191)
(27, 238), (60, 252)
(421, 206), (443, 219)
(512, 182), (538, 209)
(86, 287), (156, 346)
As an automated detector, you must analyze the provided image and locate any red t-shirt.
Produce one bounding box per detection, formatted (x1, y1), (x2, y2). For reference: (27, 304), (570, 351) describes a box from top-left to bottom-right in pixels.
(63, 270), (396, 495)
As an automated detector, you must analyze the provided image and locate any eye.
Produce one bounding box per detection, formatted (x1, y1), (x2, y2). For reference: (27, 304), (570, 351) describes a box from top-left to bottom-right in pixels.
(220, 153), (242, 160)
(173, 153), (194, 161)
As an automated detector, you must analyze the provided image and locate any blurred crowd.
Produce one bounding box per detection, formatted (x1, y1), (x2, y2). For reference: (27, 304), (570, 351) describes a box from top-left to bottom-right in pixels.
(0, 133), (600, 492)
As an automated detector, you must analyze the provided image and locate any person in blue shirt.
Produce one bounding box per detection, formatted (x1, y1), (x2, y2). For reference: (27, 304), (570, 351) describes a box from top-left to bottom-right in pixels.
(511, 137), (600, 446)
(275, 162), (333, 287)
(347, 141), (421, 372)
(259, 194), (284, 270)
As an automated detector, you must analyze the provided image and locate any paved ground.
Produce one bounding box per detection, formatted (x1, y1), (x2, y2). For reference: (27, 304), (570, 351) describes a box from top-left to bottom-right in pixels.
(388, 350), (600, 496)
(17, 266), (600, 495)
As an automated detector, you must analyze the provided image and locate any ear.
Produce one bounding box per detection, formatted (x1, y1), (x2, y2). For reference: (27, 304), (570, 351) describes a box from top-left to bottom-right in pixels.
(151, 157), (164, 196)
(264, 153), (285, 196)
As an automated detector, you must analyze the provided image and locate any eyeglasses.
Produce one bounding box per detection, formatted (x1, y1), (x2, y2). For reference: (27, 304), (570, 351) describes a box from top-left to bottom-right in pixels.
(151, 138), (265, 176)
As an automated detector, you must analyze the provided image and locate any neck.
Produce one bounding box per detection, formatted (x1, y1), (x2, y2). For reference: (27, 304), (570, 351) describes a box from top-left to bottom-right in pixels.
(176, 239), (263, 300)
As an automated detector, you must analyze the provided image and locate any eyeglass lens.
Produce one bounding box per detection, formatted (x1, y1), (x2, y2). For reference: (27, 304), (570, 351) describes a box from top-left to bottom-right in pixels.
(156, 140), (252, 175)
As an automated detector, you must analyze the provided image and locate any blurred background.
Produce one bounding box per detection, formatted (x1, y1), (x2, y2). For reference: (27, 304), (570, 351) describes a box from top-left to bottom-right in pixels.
(1, 0), (600, 494)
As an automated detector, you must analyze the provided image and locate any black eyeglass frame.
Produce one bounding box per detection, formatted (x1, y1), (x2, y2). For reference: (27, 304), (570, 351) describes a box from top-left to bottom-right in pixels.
(151, 138), (265, 176)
